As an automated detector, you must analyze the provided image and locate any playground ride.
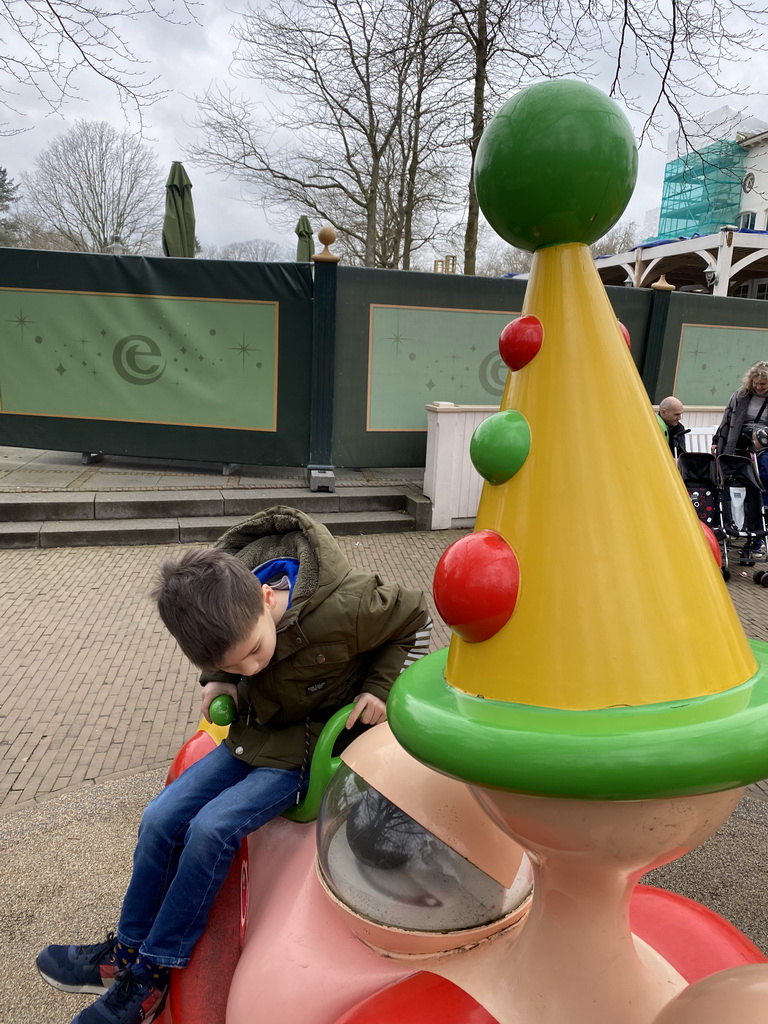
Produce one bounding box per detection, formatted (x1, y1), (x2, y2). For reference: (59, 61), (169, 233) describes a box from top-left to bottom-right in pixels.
(156, 709), (536, 1024)
(386, 78), (768, 1021)
(160, 80), (768, 1023)
(158, 708), (765, 1024)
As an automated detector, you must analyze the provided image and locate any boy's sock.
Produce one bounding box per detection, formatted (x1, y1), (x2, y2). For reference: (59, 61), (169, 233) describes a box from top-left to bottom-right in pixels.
(132, 951), (170, 989)
(114, 940), (136, 971)
(114, 942), (170, 988)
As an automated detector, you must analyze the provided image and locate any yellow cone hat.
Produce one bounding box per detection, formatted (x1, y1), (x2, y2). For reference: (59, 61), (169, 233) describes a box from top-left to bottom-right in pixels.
(389, 81), (768, 801)
(445, 242), (755, 710)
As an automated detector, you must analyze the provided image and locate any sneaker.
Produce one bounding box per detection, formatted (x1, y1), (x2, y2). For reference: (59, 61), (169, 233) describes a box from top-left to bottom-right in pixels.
(37, 933), (121, 995)
(72, 967), (168, 1024)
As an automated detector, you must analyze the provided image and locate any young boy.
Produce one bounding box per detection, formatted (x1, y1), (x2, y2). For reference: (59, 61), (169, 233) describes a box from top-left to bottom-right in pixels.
(37, 506), (431, 1024)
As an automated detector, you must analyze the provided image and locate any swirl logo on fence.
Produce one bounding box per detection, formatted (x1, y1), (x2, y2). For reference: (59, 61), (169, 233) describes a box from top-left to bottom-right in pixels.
(478, 351), (507, 397)
(112, 335), (166, 385)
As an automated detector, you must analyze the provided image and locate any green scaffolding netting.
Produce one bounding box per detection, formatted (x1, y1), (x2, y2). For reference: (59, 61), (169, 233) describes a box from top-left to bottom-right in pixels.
(654, 140), (746, 241)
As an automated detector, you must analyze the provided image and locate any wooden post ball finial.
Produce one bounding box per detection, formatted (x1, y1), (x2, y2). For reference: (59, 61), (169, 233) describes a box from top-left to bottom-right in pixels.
(312, 226), (340, 263)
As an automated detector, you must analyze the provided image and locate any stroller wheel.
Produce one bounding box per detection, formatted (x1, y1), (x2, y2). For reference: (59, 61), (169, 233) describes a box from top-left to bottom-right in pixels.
(722, 567), (731, 581)
(754, 570), (766, 585)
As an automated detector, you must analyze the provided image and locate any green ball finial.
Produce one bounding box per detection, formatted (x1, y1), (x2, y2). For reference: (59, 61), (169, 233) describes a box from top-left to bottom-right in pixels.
(475, 80), (638, 252)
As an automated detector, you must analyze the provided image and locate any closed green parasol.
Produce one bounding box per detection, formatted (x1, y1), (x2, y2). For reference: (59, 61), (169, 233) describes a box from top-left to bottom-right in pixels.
(295, 216), (314, 261)
(162, 161), (196, 258)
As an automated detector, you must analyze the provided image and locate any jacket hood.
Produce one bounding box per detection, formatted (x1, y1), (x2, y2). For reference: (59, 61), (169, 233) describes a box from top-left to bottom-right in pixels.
(215, 505), (352, 613)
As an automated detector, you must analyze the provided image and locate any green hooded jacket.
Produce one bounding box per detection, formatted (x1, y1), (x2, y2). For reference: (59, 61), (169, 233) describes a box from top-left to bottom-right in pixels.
(200, 506), (430, 771)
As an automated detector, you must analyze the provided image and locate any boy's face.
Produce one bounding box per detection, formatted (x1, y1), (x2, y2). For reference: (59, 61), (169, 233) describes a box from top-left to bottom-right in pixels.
(218, 596), (278, 678)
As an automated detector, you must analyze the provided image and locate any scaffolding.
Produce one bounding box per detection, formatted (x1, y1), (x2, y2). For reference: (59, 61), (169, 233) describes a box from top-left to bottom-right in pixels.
(654, 140), (746, 241)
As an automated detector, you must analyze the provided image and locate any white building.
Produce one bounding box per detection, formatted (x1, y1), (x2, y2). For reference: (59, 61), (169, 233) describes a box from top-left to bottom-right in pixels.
(597, 108), (768, 297)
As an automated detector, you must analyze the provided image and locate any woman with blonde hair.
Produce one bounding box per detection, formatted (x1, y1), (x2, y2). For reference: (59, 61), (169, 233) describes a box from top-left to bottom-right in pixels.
(712, 360), (768, 457)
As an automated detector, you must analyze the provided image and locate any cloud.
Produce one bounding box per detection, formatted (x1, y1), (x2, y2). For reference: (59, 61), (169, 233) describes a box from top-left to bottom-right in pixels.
(1, 5), (286, 249)
(3, 4), (768, 253)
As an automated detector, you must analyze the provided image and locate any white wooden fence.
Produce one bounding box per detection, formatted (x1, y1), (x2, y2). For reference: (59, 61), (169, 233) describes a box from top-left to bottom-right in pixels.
(424, 403), (724, 529)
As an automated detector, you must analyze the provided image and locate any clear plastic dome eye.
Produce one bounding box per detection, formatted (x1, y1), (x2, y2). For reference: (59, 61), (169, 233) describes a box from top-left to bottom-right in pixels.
(317, 765), (532, 933)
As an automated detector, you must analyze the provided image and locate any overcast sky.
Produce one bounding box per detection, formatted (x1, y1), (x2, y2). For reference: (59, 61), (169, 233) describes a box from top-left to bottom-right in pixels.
(2, 2), (767, 254)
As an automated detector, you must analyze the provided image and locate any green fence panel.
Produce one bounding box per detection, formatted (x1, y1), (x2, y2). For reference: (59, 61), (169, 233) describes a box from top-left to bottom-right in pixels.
(333, 269), (652, 468)
(605, 284), (652, 377)
(656, 291), (768, 405)
(333, 268), (529, 467)
(0, 249), (312, 466)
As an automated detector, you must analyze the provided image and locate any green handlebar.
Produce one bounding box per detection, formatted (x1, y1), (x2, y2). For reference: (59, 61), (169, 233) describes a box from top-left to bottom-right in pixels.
(282, 703), (356, 823)
(209, 694), (236, 726)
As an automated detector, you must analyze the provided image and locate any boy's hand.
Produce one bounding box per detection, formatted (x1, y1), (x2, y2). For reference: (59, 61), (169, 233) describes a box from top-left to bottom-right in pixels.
(201, 681), (239, 724)
(346, 693), (387, 730)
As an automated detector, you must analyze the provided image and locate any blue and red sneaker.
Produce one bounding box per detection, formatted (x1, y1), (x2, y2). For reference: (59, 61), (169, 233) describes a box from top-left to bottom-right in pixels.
(37, 933), (121, 995)
(72, 966), (168, 1024)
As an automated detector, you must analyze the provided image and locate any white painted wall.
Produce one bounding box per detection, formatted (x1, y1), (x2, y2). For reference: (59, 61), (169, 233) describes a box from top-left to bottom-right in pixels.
(424, 404), (725, 529)
(742, 144), (768, 229)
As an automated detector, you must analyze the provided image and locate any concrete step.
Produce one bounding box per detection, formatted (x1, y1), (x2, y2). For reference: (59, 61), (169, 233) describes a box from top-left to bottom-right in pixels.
(0, 510), (422, 549)
(0, 486), (426, 523)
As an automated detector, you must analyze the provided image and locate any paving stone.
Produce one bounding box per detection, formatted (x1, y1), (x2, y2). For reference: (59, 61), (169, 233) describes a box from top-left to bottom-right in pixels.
(0, 468), (88, 489)
(71, 472), (167, 490)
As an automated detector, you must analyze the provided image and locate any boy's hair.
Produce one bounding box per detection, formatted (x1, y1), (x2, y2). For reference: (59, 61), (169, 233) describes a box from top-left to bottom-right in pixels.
(152, 548), (266, 670)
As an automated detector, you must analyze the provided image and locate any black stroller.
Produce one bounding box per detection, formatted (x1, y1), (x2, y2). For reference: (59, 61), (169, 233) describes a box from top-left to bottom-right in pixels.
(677, 452), (767, 581)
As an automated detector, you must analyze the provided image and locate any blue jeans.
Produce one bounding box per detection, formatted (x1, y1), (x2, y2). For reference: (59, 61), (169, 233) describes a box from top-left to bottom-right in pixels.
(117, 743), (302, 967)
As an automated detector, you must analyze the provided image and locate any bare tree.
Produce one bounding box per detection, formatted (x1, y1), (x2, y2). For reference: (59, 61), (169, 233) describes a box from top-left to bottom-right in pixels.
(590, 220), (640, 259)
(449, 0), (577, 275)
(10, 208), (79, 251)
(376, 0), (463, 269)
(191, 0), (768, 273)
(20, 119), (163, 253)
(451, 0), (768, 272)
(0, 0), (199, 133)
(200, 238), (293, 261)
(475, 240), (533, 277)
(190, 0), (462, 269)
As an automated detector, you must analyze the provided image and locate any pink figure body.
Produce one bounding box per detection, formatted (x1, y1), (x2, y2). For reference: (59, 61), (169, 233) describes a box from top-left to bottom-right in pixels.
(159, 727), (768, 1024)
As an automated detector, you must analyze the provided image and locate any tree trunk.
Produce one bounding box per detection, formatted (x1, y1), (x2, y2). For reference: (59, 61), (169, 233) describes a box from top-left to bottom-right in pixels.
(463, 0), (488, 276)
(365, 159), (380, 267)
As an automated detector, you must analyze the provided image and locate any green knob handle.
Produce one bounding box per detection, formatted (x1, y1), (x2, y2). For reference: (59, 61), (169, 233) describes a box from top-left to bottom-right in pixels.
(209, 694), (236, 726)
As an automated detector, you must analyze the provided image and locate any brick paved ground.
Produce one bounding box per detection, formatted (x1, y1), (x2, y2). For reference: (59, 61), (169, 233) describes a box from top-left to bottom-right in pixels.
(3, 532), (768, 1024)
(0, 533), (463, 814)
(2, 532), (767, 814)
